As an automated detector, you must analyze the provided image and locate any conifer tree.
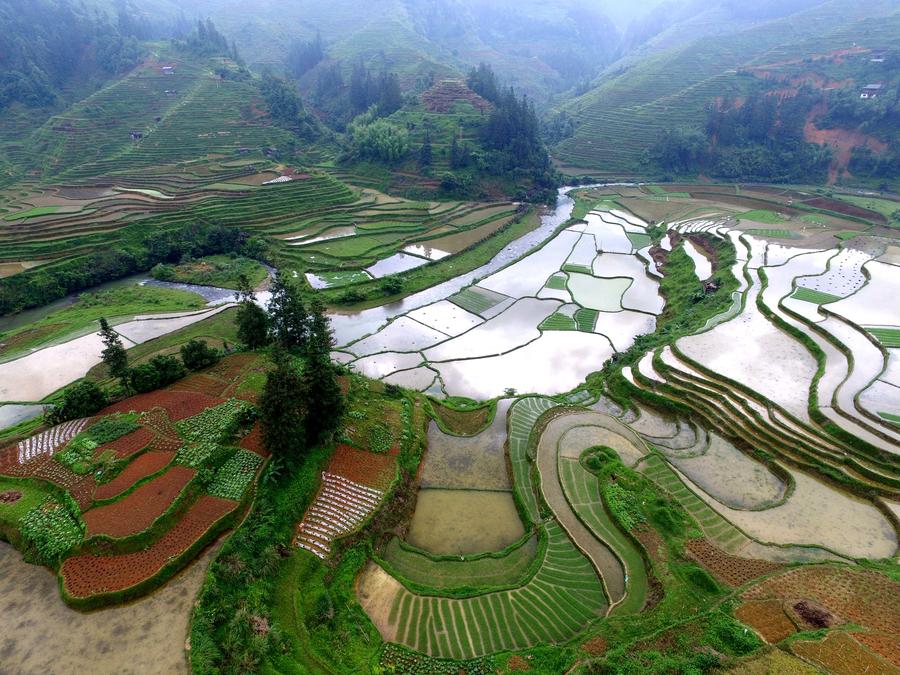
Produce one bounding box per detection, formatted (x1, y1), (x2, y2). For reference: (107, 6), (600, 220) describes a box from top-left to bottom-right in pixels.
(268, 271), (308, 352)
(419, 132), (433, 168)
(98, 317), (129, 387)
(259, 348), (306, 461)
(235, 274), (270, 349)
(301, 300), (344, 444)
(306, 298), (334, 358)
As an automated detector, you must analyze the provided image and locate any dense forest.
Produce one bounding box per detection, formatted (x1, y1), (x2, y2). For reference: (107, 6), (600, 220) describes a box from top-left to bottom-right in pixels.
(0, 0), (144, 109)
(650, 89), (833, 183)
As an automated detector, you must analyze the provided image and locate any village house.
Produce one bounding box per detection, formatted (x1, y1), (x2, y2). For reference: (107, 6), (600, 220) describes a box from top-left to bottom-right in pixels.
(859, 83), (884, 99)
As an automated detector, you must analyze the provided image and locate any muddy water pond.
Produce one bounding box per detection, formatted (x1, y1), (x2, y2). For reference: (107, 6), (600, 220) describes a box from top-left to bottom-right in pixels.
(0, 540), (216, 674)
(420, 400), (512, 490)
(406, 489), (525, 556)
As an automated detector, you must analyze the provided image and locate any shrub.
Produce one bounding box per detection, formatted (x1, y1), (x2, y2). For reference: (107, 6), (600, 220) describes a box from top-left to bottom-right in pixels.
(338, 289), (367, 304)
(604, 482), (646, 531)
(380, 277), (403, 296)
(129, 355), (186, 393)
(46, 381), (109, 425)
(151, 354), (186, 383)
(181, 339), (220, 371)
(150, 263), (176, 281)
(129, 363), (163, 393)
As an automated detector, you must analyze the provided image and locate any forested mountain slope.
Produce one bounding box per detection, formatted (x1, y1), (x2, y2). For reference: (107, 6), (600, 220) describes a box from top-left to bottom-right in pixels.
(552, 0), (900, 187)
(130, 0), (621, 102)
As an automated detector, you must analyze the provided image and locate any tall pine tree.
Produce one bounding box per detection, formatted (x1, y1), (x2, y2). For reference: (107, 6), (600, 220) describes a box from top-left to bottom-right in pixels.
(306, 298), (334, 357)
(268, 271), (308, 352)
(259, 348), (306, 461)
(98, 317), (129, 387)
(235, 275), (270, 349)
(301, 299), (344, 445)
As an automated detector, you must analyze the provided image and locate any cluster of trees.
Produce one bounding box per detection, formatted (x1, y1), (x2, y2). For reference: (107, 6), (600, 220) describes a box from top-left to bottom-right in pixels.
(0, 223), (262, 316)
(287, 34), (325, 79)
(307, 62), (405, 130)
(234, 272), (345, 459)
(260, 73), (320, 140)
(348, 109), (410, 163)
(97, 317), (221, 396)
(350, 65), (404, 118)
(180, 19), (239, 61)
(47, 330), (220, 424)
(464, 64), (556, 199)
(650, 89), (831, 183)
(0, 0), (148, 109)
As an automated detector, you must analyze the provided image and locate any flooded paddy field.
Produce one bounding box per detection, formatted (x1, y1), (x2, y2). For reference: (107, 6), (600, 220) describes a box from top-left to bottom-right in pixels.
(3, 181), (900, 671)
(406, 489), (525, 556)
(343, 200), (664, 399)
(0, 540), (216, 674)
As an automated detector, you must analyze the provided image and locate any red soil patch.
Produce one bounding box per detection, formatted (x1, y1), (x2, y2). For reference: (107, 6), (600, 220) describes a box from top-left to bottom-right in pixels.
(140, 407), (178, 439)
(101, 391), (225, 422)
(742, 566), (900, 636)
(167, 374), (229, 398)
(239, 422), (268, 457)
(338, 376), (351, 396)
(804, 102), (888, 185)
(803, 195), (887, 222)
(205, 353), (258, 383)
(581, 636), (608, 656)
(0, 490), (22, 503)
(0, 441), (97, 509)
(789, 599), (840, 629)
(94, 452), (175, 501)
(686, 538), (783, 588)
(327, 444), (397, 491)
(29, 460), (97, 510)
(735, 599), (797, 643)
(61, 495), (237, 599)
(94, 427), (154, 460)
(147, 433), (182, 454)
(507, 655), (531, 671)
(83, 466), (195, 538)
(853, 632), (900, 668)
(791, 631), (895, 675)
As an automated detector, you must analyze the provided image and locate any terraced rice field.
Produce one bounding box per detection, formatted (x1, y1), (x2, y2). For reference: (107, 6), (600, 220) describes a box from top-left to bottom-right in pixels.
(380, 535), (539, 593)
(344, 207), (662, 398)
(361, 522), (608, 659)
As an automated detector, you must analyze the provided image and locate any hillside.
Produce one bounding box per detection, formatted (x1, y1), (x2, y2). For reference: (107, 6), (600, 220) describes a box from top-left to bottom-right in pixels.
(5, 51), (295, 183)
(552, 0), (900, 185)
(128, 0), (621, 103)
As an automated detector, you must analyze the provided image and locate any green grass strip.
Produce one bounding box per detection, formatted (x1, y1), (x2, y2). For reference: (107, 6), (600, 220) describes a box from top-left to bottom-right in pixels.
(791, 287), (841, 305)
(867, 328), (900, 348)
